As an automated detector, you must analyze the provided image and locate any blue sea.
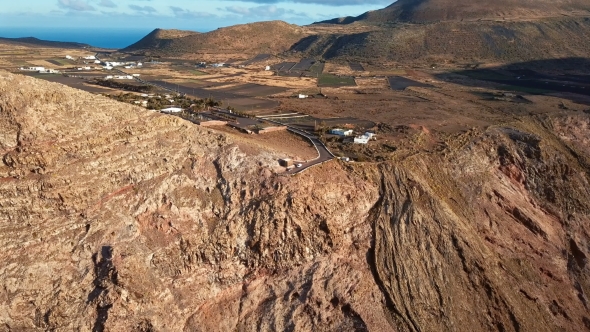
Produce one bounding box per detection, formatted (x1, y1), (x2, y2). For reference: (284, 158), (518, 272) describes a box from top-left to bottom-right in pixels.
(0, 27), (155, 49)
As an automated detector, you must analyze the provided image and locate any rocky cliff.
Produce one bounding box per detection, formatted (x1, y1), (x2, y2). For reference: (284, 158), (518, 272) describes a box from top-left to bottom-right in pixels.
(1, 71), (589, 331)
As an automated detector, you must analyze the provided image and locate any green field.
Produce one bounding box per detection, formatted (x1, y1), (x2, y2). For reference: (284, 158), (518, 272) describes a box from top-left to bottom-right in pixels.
(318, 74), (356, 87)
(308, 62), (325, 76)
(48, 58), (72, 66)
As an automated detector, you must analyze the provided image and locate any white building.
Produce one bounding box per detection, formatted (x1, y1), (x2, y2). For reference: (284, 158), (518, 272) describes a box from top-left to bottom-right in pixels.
(114, 75), (133, 80)
(20, 66), (45, 72)
(65, 55), (74, 60)
(298, 94), (308, 99)
(354, 136), (370, 144)
(265, 66), (271, 71)
(94, 60), (101, 64)
(105, 75), (114, 80)
(353, 133), (375, 144)
(160, 107), (183, 113)
(330, 128), (353, 136)
(103, 66), (113, 70)
(83, 55), (96, 60)
(40, 69), (59, 74)
(132, 74), (141, 77)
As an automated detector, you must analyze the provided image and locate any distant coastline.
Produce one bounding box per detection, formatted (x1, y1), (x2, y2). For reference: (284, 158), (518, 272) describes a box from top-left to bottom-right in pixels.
(0, 27), (158, 49)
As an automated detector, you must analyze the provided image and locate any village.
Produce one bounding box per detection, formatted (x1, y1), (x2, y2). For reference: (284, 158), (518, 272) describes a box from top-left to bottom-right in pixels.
(10, 50), (408, 171)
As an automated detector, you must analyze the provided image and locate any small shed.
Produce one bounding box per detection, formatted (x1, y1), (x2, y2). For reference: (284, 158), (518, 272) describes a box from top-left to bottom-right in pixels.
(279, 158), (294, 167)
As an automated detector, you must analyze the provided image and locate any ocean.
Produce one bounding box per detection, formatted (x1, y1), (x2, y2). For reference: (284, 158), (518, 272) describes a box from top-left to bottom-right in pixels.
(0, 27), (155, 49)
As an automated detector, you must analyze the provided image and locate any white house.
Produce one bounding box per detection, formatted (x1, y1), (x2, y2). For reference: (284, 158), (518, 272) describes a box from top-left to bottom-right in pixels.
(20, 66), (45, 72)
(40, 69), (59, 74)
(160, 107), (183, 113)
(330, 128), (353, 136)
(354, 133), (375, 144)
(105, 75), (114, 80)
(103, 66), (113, 70)
(354, 135), (370, 144)
(137, 62), (143, 66)
(83, 55), (96, 60)
(132, 74), (141, 77)
(298, 94), (308, 99)
(94, 60), (101, 64)
(265, 66), (271, 71)
(65, 55), (74, 60)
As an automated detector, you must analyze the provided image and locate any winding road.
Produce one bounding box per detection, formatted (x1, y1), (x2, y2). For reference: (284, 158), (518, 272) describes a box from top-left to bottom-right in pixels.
(264, 118), (335, 174)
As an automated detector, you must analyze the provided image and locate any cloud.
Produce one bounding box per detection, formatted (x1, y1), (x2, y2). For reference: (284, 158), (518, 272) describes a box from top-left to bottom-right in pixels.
(170, 6), (214, 19)
(219, 0), (390, 6)
(57, 0), (95, 11)
(98, 0), (116, 8)
(224, 5), (286, 17)
(223, 4), (311, 19)
(129, 4), (157, 14)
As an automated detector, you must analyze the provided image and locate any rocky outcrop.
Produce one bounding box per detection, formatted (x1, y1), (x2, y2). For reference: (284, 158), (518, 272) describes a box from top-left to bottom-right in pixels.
(1, 71), (589, 331)
(370, 120), (590, 331)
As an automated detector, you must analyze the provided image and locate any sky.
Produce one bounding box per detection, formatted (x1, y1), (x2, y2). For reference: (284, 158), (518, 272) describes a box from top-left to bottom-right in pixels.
(0, 0), (393, 32)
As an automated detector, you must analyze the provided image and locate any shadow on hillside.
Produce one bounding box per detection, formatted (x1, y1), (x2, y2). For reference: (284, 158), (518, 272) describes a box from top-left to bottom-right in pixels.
(436, 57), (590, 105)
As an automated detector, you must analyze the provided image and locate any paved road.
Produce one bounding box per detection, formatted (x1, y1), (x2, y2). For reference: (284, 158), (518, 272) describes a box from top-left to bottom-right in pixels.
(97, 54), (335, 174)
(264, 118), (335, 174)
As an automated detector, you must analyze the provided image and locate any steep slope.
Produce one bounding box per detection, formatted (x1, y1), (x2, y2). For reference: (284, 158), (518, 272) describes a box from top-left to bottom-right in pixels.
(0, 71), (386, 331)
(307, 0), (590, 63)
(123, 21), (310, 58)
(123, 28), (200, 50)
(296, 17), (590, 63)
(1, 70), (590, 331)
(320, 0), (590, 24)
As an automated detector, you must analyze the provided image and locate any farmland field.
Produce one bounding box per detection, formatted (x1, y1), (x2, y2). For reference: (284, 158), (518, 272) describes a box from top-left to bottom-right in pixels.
(318, 74), (356, 87)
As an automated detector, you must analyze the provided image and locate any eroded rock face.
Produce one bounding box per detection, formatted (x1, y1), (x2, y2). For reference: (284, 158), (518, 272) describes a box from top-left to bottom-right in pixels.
(371, 121), (590, 332)
(0, 71), (589, 331)
(0, 72), (384, 331)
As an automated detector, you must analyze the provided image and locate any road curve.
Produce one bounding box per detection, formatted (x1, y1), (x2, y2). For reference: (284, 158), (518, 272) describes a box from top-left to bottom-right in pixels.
(264, 118), (335, 174)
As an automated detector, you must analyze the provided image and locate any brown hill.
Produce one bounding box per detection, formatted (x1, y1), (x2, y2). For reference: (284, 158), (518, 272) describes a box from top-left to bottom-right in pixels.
(294, 17), (590, 64)
(2, 67), (590, 331)
(319, 0), (590, 24)
(123, 21), (310, 57)
(0, 36), (89, 49)
(123, 28), (199, 50)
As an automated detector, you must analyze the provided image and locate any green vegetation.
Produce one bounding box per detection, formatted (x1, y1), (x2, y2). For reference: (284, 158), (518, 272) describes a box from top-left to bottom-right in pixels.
(308, 62), (325, 76)
(107, 93), (221, 112)
(92, 79), (153, 93)
(318, 74), (356, 87)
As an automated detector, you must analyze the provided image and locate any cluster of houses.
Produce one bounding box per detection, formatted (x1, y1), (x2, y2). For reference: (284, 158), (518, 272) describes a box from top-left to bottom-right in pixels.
(102, 61), (142, 70)
(329, 128), (376, 144)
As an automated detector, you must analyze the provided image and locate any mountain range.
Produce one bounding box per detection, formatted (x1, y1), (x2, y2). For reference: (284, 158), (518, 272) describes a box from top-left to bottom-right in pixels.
(123, 0), (590, 64)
